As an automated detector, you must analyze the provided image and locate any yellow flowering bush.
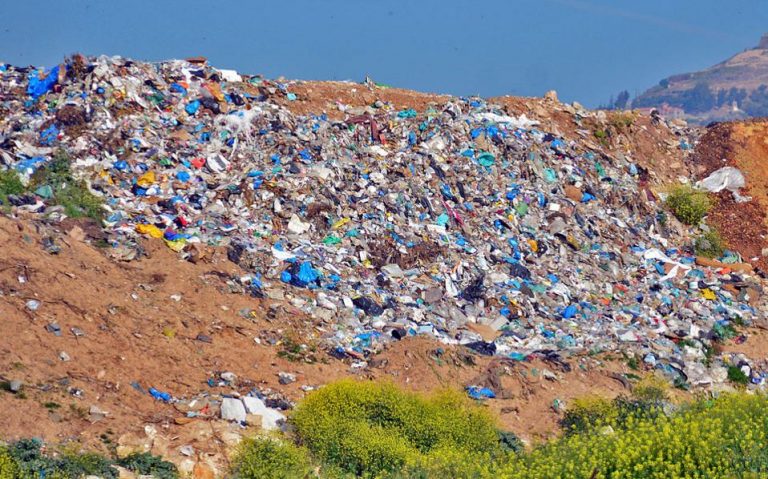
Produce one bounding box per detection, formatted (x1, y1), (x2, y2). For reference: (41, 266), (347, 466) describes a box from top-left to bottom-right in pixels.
(231, 436), (313, 479)
(507, 393), (768, 479)
(0, 448), (18, 479)
(285, 381), (768, 478)
(290, 379), (500, 477)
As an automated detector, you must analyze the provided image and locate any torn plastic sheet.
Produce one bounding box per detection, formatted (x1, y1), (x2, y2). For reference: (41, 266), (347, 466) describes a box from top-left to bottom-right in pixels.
(697, 166), (751, 203)
(643, 248), (691, 281)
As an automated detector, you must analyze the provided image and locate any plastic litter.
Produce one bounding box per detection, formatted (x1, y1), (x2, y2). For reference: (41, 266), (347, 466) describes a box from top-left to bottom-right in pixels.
(697, 166), (751, 202)
(0, 54), (765, 391)
(466, 386), (496, 399)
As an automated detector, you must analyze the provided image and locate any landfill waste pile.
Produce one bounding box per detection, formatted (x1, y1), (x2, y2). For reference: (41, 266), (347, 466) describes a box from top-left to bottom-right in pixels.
(0, 53), (766, 399)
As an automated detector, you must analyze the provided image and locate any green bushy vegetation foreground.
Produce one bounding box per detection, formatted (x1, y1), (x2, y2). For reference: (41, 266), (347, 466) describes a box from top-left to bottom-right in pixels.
(0, 439), (177, 479)
(4, 380), (768, 478)
(230, 379), (768, 479)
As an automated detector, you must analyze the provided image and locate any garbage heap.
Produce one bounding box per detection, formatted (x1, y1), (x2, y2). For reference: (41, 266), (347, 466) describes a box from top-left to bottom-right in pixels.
(0, 55), (764, 388)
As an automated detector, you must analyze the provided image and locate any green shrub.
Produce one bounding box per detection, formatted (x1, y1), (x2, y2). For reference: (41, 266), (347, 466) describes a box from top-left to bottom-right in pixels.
(3, 439), (151, 479)
(497, 431), (524, 454)
(727, 365), (750, 385)
(665, 184), (711, 225)
(695, 229), (725, 258)
(231, 436), (312, 479)
(290, 380), (499, 477)
(0, 168), (24, 205)
(30, 150), (103, 221)
(608, 111), (636, 130)
(560, 378), (668, 436)
(559, 396), (617, 435)
(7, 438), (51, 478)
(631, 375), (669, 404)
(54, 450), (117, 479)
(117, 452), (178, 479)
(14, 441), (117, 478)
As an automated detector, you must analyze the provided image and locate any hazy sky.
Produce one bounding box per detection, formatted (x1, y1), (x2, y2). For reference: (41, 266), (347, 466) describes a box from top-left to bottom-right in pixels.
(1, 0), (767, 106)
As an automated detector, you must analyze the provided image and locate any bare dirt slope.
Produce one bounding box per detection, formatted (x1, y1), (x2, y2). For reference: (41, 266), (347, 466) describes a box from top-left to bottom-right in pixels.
(693, 120), (768, 270)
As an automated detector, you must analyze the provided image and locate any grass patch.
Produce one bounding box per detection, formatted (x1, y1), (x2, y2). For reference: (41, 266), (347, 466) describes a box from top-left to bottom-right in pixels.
(116, 452), (178, 479)
(278, 334), (322, 364)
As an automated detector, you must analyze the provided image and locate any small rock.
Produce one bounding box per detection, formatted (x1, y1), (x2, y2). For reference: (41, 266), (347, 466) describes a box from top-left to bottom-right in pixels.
(245, 413), (262, 428)
(220, 371), (237, 383)
(68, 226), (86, 242)
(26, 300), (41, 311)
(9, 380), (22, 393)
(544, 90), (559, 102)
(59, 351), (71, 362)
(179, 445), (194, 457)
(278, 372), (296, 385)
(150, 435), (170, 457)
(89, 405), (108, 423)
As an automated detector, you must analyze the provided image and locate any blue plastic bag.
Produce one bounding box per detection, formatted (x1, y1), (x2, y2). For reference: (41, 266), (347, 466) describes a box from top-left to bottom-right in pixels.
(149, 387), (172, 402)
(185, 100), (201, 115)
(466, 386), (496, 399)
(27, 65), (60, 99)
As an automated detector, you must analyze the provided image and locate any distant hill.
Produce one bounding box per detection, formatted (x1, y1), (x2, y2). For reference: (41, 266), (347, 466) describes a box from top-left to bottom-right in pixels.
(633, 34), (768, 123)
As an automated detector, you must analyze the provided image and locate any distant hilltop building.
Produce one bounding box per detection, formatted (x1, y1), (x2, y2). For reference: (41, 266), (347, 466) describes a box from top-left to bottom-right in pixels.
(633, 31), (768, 123)
(757, 33), (768, 50)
